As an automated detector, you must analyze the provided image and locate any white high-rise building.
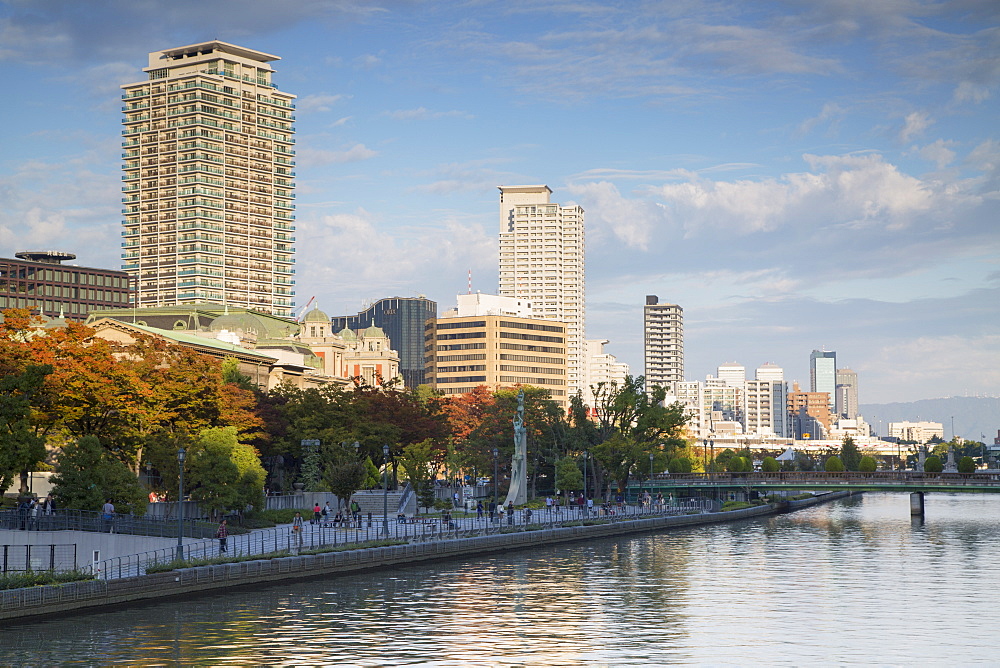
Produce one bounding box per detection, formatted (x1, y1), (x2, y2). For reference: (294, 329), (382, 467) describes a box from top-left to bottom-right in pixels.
(644, 295), (684, 391)
(498, 185), (585, 397)
(746, 363), (789, 437)
(121, 41), (296, 317)
(717, 362), (746, 387)
(581, 339), (629, 410)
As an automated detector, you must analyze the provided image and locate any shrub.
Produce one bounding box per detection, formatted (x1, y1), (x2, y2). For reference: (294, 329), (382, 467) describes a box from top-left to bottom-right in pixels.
(825, 456), (845, 472)
(761, 456), (779, 473)
(0, 569), (95, 591)
(924, 455), (943, 473)
(721, 501), (752, 511)
(958, 456), (976, 474)
(858, 456), (877, 473)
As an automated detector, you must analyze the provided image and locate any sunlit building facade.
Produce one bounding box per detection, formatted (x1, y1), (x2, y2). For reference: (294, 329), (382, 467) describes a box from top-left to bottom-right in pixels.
(121, 41), (296, 317)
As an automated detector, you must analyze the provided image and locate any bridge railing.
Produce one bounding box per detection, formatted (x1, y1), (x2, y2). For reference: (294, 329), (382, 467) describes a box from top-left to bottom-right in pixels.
(645, 471), (1000, 486)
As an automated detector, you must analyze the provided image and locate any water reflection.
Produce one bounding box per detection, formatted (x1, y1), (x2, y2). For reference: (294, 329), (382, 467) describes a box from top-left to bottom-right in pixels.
(1, 493), (997, 665)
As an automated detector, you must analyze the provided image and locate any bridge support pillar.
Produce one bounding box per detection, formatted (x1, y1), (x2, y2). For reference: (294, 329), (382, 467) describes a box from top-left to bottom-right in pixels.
(909, 491), (924, 517)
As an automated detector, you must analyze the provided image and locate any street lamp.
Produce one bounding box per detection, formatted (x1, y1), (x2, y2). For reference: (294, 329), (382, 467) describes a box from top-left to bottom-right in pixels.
(492, 448), (499, 509)
(582, 451), (588, 516)
(382, 444), (390, 536)
(176, 447), (185, 561)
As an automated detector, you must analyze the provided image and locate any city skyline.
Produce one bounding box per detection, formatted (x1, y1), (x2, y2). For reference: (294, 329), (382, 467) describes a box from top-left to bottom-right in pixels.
(1, 1), (997, 403)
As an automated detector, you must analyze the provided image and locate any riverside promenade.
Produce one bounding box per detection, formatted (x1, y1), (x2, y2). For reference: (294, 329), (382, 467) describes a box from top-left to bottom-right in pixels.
(0, 492), (850, 624)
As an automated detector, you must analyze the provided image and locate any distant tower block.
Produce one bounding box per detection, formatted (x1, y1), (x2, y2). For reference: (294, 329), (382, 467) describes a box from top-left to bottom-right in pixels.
(644, 295), (684, 391)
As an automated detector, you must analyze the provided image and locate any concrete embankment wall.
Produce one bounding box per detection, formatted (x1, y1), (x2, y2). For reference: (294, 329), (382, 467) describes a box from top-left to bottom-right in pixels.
(1, 493), (850, 624)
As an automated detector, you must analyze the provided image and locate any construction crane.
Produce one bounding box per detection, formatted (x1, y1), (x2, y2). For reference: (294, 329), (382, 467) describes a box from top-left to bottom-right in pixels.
(291, 296), (316, 322)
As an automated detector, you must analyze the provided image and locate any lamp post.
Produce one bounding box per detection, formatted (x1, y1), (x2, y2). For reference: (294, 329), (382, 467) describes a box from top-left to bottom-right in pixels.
(382, 444), (390, 536)
(176, 447), (185, 561)
(492, 448), (499, 508)
(582, 451), (588, 517)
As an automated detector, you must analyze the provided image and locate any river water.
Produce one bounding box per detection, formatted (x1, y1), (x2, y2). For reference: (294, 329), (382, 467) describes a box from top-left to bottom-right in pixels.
(2, 492), (998, 666)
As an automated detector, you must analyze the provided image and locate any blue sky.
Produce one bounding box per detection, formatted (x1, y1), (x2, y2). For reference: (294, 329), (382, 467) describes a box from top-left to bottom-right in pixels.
(1, 0), (997, 404)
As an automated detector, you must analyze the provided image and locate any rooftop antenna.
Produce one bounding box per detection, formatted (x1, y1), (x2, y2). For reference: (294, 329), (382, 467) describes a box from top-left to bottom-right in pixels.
(467, 269), (472, 295)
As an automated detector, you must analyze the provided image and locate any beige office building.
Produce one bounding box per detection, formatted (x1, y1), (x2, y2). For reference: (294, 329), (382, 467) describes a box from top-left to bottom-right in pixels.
(425, 300), (569, 408)
(121, 41), (296, 317)
(498, 185), (584, 399)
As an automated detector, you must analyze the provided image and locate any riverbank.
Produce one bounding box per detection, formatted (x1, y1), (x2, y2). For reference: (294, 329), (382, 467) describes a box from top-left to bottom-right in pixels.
(0, 491), (852, 624)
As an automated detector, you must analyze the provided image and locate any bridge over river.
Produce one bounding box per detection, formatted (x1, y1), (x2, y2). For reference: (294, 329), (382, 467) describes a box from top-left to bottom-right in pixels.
(628, 471), (1000, 515)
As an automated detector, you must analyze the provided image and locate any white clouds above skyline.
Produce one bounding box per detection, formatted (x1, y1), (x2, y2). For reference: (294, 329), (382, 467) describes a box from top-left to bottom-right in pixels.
(0, 0), (996, 402)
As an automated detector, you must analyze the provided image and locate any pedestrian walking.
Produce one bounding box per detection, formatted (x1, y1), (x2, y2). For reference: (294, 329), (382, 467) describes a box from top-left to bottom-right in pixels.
(216, 518), (229, 553)
(476, 501), (484, 519)
(488, 499), (496, 522)
(313, 503), (322, 524)
(350, 499), (361, 526)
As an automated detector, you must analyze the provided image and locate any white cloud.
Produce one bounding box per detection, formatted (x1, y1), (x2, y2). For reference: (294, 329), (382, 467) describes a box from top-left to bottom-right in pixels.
(914, 139), (957, 169)
(297, 93), (348, 113)
(384, 107), (473, 121)
(864, 334), (1000, 402)
(297, 207), (496, 301)
(899, 111), (932, 143)
(296, 143), (378, 167)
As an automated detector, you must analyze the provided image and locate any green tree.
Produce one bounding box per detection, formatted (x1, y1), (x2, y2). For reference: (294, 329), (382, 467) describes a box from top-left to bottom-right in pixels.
(668, 457), (693, 474)
(840, 436), (862, 471)
(761, 456), (779, 473)
(0, 364), (51, 495)
(51, 436), (146, 513)
(398, 439), (441, 514)
(590, 375), (688, 493)
(319, 441), (367, 508)
(727, 456), (752, 473)
(924, 455), (943, 473)
(187, 427), (266, 519)
(554, 457), (582, 495)
(858, 455), (877, 473)
(825, 456), (845, 472)
(957, 456), (975, 474)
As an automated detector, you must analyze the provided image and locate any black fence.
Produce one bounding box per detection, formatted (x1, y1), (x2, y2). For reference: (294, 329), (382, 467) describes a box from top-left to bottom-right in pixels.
(0, 509), (217, 539)
(1, 544), (77, 573)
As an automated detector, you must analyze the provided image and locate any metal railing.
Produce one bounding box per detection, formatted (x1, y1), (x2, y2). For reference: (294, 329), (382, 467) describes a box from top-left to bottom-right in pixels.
(91, 500), (712, 580)
(0, 509), (217, 539)
(642, 471), (1000, 487)
(1, 544), (77, 573)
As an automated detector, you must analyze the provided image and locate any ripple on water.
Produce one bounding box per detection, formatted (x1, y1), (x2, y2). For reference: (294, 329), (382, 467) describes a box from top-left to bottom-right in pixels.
(0, 493), (997, 665)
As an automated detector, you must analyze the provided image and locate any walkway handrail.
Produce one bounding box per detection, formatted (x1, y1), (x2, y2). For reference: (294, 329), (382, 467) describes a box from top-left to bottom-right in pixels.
(643, 471), (1000, 486)
(89, 500), (716, 581)
(0, 507), (218, 538)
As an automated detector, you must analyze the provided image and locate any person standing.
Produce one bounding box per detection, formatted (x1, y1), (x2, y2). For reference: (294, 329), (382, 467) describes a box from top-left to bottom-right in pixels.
(102, 499), (115, 533)
(291, 511), (305, 551)
(350, 498), (361, 527)
(488, 499), (496, 522)
(42, 494), (56, 515)
(476, 501), (484, 519)
(313, 503), (322, 525)
(507, 500), (514, 526)
(216, 518), (228, 553)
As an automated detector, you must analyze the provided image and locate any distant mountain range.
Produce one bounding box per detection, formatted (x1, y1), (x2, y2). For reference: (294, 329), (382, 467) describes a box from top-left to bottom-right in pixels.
(859, 396), (1000, 443)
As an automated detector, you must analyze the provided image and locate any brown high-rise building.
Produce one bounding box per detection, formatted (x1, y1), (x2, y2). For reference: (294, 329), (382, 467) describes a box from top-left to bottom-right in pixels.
(0, 251), (130, 318)
(788, 381), (831, 439)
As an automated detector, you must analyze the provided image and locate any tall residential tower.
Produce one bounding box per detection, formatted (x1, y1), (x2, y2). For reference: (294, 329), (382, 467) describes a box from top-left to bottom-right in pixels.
(121, 41), (296, 317)
(498, 186), (585, 397)
(644, 295), (684, 391)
